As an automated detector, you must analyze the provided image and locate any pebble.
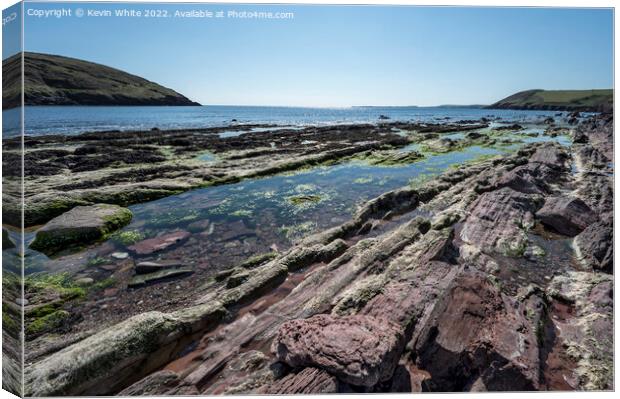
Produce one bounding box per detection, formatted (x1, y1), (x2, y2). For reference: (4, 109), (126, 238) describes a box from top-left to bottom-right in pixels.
(111, 252), (129, 260)
(15, 298), (29, 306)
(75, 277), (95, 286)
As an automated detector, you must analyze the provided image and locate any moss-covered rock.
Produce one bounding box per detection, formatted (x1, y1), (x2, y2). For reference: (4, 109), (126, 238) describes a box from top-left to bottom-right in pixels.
(25, 273), (87, 305)
(351, 149), (423, 166)
(24, 195), (93, 227)
(239, 252), (278, 269)
(287, 195), (322, 206)
(2, 305), (20, 336)
(29, 204), (132, 255)
(26, 310), (70, 335)
(226, 270), (250, 288)
(331, 275), (385, 316)
(110, 229), (144, 246)
(23, 272), (87, 339)
(24, 305), (225, 396)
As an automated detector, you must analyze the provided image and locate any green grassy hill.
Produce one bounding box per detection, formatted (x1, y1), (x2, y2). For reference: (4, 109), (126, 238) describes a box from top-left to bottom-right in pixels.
(2, 52), (200, 109)
(489, 89), (612, 112)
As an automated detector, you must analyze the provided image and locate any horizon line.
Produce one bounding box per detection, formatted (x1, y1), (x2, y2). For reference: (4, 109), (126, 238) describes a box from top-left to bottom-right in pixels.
(193, 103), (490, 108)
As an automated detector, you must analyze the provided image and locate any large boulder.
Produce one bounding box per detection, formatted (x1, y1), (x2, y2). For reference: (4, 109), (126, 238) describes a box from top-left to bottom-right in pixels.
(29, 204), (132, 255)
(271, 314), (404, 387)
(536, 197), (597, 236)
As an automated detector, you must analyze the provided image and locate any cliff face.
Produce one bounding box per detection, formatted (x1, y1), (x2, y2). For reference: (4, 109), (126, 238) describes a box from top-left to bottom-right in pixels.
(2, 52), (200, 109)
(489, 89), (612, 112)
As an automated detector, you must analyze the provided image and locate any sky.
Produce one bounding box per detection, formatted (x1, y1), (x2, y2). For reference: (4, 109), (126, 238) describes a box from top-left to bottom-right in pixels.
(8, 2), (615, 107)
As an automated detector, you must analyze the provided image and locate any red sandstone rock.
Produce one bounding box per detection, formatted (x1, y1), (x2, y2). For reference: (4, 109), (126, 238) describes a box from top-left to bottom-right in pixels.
(536, 197), (597, 236)
(574, 217), (612, 273)
(118, 370), (181, 396)
(263, 367), (340, 394)
(271, 314), (404, 387)
(529, 144), (568, 169)
(460, 187), (541, 256)
(128, 231), (190, 255)
(413, 271), (544, 391)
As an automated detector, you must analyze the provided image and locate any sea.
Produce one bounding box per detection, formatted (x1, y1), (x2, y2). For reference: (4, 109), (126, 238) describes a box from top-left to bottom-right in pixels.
(1, 105), (567, 137)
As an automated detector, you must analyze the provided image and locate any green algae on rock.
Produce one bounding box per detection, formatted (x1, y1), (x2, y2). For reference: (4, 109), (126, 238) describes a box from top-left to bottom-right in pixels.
(23, 273), (87, 338)
(287, 194), (322, 206)
(24, 305), (226, 396)
(26, 310), (71, 335)
(239, 252), (279, 269)
(29, 204), (132, 256)
(110, 230), (145, 246)
(349, 149), (424, 166)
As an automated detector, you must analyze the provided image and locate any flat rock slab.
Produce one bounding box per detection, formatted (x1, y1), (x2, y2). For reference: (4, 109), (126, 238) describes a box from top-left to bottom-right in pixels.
(528, 144), (568, 169)
(536, 196), (597, 236)
(118, 370), (182, 396)
(489, 163), (559, 194)
(29, 204), (132, 255)
(263, 367), (340, 394)
(135, 260), (183, 274)
(128, 231), (190, 255)
(459, 187), (541, 257)
(129, 267), (193, 287)
(214, 220), (255, 242)
(271, 314), (404, 387)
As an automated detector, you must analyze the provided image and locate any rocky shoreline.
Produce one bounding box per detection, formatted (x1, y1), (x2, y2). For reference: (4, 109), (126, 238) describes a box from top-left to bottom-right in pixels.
(2, 120), (505, 228)
(13, 112), (613, 394)
(3, 114), (613, 396)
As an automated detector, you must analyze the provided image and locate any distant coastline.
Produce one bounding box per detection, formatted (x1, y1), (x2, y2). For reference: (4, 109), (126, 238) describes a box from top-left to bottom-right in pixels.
(9, 105), (562, 137)
(487, 89), (612, 112)
(1, 52), (200, 110)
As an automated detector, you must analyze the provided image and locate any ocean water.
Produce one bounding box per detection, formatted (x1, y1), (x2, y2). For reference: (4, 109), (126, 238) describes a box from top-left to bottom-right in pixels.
(2, 105), (564, 137)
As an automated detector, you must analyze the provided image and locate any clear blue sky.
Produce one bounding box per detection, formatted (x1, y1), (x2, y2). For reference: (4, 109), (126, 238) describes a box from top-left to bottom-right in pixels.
(15, 2), (615, 106)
